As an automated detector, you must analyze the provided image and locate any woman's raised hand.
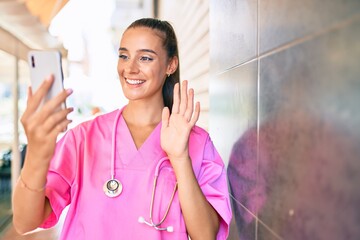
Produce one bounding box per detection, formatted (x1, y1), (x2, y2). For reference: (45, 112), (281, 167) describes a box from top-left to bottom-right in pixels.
(161, 80), (200, 162)
(20, 75), (73, 166)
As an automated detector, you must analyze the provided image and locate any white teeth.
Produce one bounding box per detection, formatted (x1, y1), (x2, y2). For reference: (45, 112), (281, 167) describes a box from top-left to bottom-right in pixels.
(126, 79), (145, 85)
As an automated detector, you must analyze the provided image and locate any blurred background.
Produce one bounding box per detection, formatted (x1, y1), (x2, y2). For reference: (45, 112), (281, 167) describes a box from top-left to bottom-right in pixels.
(0, 0), (359, 239)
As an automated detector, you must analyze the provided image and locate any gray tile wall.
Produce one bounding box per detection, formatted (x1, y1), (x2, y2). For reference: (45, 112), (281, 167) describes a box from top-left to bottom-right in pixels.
(209, 1), (360, 239)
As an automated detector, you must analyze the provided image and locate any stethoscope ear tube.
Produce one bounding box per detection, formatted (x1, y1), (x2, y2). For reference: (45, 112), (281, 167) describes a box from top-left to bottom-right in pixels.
(138, 216), (174, 232)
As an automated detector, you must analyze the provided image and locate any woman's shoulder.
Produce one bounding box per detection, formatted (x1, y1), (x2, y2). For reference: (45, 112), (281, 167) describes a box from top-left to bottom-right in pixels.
(78, 109), (118, 125)
(89, 109), (119, 124)
(55, 109), (121, 149)
(190, 125), (210, 139)
(188, 125), (212, 151)
(66, 109), (120, 136)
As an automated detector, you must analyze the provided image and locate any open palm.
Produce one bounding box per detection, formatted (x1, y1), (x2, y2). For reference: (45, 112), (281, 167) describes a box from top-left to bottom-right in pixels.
(161, 80), (200, 162)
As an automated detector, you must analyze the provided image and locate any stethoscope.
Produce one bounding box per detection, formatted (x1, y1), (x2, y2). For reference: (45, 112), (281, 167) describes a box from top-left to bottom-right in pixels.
(103, 109), (178, 232)
(138, 157), (178, 232)
(103, 109), (124, 198)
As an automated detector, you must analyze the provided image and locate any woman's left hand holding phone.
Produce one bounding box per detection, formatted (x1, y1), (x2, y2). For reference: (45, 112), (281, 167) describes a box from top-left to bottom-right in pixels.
(21, 74), (73, 164)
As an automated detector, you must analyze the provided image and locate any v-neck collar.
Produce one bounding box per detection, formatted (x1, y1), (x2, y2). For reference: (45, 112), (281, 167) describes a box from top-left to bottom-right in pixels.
(116, 109), (164, 169)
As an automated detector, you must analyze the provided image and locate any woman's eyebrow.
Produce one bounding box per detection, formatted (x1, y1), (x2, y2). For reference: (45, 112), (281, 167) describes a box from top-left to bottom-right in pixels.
(138, 49), (157, 55)
(118, 47), (157, 55)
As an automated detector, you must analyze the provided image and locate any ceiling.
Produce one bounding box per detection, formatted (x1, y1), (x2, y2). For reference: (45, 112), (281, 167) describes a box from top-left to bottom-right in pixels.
(25, 0), (68, 27)
(0, 0), (153, 61)
(0, 0), (68, 61)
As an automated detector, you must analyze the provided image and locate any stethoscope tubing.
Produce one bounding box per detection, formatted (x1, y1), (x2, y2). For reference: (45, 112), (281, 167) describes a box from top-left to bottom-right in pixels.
(149, 157), (178, 227)
(110, 109), (122, 180)
(107, 109), (178, 232)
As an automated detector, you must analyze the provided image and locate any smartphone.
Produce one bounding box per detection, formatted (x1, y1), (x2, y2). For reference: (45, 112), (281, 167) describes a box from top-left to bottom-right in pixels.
(28, 50), (66, 110)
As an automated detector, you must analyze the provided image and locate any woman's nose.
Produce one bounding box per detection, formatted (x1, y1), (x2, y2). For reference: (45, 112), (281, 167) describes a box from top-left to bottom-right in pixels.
(124, 59), (139, 73)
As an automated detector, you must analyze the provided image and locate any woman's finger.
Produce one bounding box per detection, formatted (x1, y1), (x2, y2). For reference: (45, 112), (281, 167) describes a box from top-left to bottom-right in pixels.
(36, 88), (72, 124)
(49, 118), (73, 139)
(22, 75), (54, 123)
(172, 83), (180, 114)
(184, 88), (194, 122)
(42, 88), (72, 113)
(20, 87), (34, 122)
(161, 107), (170, 128)
(179, 80), (188, 115)
(29, 75), (54, 109)
(190, 102), (200, 126)
(27, 86), (33, 103)
(42, 107), (74, 133)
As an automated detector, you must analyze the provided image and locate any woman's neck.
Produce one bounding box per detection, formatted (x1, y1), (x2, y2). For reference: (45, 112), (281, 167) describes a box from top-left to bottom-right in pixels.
(123, 100), (164, 127)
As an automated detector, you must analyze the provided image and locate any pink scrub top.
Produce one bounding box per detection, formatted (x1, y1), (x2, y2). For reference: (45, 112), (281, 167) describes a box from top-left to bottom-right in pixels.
(40, 107), (232, 239)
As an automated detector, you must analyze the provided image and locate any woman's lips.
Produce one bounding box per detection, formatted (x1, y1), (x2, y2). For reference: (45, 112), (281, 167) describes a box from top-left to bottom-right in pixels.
(125, 78), (146, 85)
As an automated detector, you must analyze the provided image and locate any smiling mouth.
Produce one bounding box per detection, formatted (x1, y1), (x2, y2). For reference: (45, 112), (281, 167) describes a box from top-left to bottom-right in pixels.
(125, 78), (146, 85)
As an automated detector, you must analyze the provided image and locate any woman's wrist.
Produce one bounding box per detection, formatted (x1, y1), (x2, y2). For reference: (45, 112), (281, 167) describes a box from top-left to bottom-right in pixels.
(19, 172), (46, 192)
(19, 160), (50, 193)
(169, 156), (194, 179)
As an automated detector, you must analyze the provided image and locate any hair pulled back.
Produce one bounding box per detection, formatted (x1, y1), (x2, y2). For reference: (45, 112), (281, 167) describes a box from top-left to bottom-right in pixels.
(126, 18), (180, 112)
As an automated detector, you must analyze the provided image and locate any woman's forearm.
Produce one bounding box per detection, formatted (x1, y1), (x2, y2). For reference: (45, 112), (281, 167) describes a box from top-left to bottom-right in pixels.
(12, 159), (52, 234)
(172, 157), (220, 240)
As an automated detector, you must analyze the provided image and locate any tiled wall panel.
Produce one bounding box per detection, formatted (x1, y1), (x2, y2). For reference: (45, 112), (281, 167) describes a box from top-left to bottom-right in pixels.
(210, 62), (258, 238)
(210, 62), (258, 167)
(259, 0), (360, 54)
(210, 0), (257, 73)
(256, 18), (360, 240)
(210, 0), (360, 239)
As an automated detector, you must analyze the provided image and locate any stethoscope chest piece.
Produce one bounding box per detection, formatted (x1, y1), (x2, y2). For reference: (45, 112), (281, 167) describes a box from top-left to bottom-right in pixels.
(103, 178), (122, 197)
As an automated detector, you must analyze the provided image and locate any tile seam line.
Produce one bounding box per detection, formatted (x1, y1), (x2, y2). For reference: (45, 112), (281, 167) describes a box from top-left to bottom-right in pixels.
(229, 194), (284, 240)
(214, 13), (360, 76)
(259, 12), (360, 60)
(214, 58), (257, 76)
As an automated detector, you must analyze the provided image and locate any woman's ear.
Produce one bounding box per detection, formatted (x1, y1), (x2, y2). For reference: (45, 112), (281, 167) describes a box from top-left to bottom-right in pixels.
(167, 56), (179, 75)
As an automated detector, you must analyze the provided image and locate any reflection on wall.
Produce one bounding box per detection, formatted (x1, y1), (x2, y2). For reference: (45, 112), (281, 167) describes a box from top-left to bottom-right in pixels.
(209, 0), (360, 239)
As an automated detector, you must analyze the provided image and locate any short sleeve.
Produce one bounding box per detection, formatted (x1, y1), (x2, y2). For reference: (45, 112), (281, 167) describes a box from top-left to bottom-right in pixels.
(197, 136), (232, 240)
(40, 130), (77, 228)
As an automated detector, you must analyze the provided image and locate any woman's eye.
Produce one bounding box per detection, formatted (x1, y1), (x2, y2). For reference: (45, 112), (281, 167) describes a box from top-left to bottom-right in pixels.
(119, 54), (128, 60)
(139, 56), (153, 62)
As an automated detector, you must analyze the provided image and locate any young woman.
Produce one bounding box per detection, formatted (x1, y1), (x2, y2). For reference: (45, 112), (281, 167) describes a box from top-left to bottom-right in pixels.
(12, 18), (232, 239)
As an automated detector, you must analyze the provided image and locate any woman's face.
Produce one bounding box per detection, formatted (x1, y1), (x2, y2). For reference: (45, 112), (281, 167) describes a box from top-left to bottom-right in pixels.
(117, 27), (176, 104)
